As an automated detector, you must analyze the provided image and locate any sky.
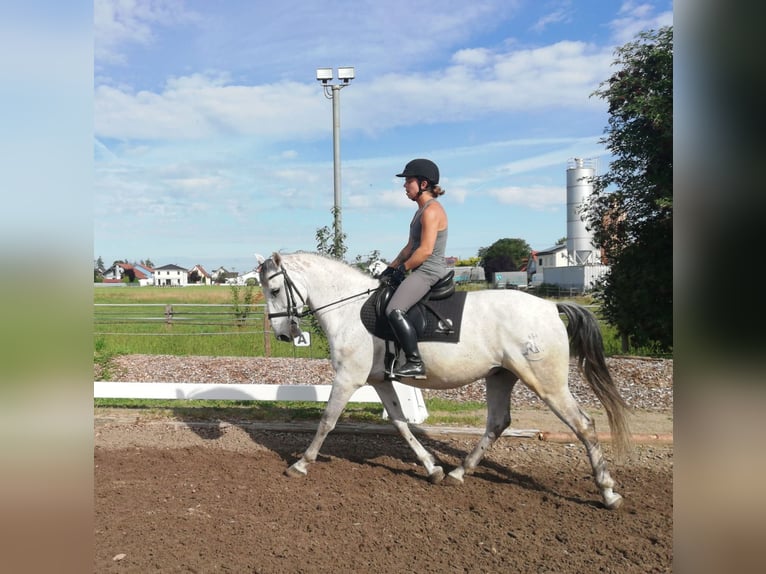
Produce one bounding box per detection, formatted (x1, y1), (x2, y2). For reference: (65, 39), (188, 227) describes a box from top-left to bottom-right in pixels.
(94, 0), (673, 273)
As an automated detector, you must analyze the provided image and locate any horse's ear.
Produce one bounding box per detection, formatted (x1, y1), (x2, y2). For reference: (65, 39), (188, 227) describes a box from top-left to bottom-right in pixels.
(272, 252), (282, 267)
(254, 253), (265, 273)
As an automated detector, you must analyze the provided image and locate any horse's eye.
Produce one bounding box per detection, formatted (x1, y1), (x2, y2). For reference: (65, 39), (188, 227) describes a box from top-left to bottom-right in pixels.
(270, 288), (280, 297)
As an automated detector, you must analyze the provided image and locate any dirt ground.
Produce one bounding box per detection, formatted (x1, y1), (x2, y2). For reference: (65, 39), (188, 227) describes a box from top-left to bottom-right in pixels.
(94, 410), (673, 573)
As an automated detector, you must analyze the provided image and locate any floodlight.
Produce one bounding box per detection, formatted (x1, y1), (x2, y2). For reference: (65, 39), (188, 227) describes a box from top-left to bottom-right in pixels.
(316, 68), (333, 83)
(337, 66), (355, 82)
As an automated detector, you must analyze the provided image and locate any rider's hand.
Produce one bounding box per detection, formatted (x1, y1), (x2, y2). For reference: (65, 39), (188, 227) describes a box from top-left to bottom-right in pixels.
(391, 264), (407, 285)
(378, 266), (395, 280)
(379, 264), (406, 287)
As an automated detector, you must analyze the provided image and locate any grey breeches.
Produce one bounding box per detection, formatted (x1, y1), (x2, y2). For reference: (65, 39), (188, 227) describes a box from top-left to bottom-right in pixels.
(385, 271), (438, 314)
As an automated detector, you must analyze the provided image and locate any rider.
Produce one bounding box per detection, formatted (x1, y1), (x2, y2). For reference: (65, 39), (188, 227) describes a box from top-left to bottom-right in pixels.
(379, 158), (448, 379)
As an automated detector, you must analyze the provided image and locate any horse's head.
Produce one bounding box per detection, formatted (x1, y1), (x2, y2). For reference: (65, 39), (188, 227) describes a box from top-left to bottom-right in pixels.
(257, 252), (305, 342)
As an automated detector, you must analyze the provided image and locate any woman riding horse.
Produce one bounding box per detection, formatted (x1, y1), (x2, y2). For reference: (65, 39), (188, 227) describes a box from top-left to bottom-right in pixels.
(379, 158), (449, 379)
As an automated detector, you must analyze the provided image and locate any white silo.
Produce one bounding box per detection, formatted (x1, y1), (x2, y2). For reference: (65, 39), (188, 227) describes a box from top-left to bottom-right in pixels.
(566, 157), (599, 265)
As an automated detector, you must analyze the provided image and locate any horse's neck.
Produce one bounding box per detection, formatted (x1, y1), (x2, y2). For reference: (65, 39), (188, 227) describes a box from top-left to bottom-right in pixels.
(292, 255), (375, 326)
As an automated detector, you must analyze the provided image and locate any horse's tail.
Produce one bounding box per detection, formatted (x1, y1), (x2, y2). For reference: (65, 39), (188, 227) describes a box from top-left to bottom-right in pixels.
(557, 302), (632, 460)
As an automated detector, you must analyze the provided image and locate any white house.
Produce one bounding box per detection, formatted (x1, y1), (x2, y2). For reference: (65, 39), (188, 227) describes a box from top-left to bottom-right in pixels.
(528, 244), (610, 291)
(236, 269), (261, 286)
(527, 244), (568, 285)
(153, 264), (189, 286)
(188, 264), (212, 285)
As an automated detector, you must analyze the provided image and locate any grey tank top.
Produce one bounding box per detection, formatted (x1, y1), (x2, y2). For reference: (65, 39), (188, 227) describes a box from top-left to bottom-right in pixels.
(408, 199), (448, 279)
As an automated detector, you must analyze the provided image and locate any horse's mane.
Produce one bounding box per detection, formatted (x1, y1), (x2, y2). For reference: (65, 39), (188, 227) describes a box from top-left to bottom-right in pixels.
(282, 251), (371, 279)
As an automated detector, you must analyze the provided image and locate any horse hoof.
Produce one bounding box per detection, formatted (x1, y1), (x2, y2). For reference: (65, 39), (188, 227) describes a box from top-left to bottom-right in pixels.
(285, 464), (307, 478)
(428, 467), (445, 484)
(443, 472), (464, 486)
(603, 491), (623, 510)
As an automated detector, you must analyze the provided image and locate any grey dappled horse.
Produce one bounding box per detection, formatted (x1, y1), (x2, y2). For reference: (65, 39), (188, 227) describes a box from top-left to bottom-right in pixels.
(258, 252), (632, 509)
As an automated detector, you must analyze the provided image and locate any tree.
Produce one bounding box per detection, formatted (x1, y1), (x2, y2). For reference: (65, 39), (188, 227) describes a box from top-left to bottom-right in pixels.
(586, 26), (672, 351)
(353, 249), (382, 272)
(315, 206), (347, 260)
(478, 238), (531, 283)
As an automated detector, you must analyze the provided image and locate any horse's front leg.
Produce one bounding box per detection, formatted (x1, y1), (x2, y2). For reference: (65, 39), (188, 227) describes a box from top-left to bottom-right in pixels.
(372, 380), (445, 484)
(285, 377), (359, 478)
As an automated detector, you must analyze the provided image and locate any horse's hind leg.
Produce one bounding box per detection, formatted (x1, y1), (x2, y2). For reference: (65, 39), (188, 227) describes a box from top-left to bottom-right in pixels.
(372, 381), (445, 484)
(539, 385), (623, 509)
(444, 370), (516, 485)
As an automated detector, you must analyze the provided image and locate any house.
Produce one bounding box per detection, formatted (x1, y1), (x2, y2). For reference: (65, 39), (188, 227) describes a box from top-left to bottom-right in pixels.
(534, 244), (569, 269)
(154, 264), (189, 286)
(527, 244), (568, 285)
(211, 266), (238, 284)
(236, 269), (261, 286)
(188, 264), (212, 285)
(102, 262), (153, 286)
(528, 244), (610, 291)
(133, 263), (155, 286)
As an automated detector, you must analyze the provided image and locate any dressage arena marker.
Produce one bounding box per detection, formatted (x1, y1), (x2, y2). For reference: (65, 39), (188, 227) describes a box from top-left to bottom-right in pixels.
(94, 381), (429, 423)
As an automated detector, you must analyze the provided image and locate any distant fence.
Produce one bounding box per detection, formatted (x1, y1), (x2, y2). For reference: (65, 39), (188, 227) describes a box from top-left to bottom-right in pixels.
(94, 302), (312, 357)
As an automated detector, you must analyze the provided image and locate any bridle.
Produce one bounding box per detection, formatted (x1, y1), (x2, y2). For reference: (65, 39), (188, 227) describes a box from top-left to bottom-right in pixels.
(264, 267), (308, 321)
(264, 262), (377, 322)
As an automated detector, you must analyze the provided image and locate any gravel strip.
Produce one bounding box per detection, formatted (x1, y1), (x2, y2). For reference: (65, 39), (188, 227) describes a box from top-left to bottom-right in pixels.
(99, 355), (673, 412)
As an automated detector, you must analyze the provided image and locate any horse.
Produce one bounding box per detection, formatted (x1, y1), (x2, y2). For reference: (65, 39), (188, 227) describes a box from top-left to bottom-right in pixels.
(257, 251), (632, 509)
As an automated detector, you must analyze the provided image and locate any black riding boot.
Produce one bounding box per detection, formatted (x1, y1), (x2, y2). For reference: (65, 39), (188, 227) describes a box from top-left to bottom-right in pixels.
(387, 309), (426, 379)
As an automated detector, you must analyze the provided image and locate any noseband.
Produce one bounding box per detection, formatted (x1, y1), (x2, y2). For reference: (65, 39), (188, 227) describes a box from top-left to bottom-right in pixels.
(265, 267), (309, 321)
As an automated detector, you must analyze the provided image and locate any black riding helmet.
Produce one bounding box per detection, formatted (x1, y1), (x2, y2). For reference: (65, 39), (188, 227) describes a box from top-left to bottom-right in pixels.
(396, 158), (439, 185)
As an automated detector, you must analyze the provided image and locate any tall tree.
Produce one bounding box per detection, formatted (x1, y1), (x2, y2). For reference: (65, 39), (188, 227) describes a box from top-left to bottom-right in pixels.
(479, 238), (531, 283)
(315, 207), (348, 260)
(353, 249), (382, 271)
(587, 26), (673, 351)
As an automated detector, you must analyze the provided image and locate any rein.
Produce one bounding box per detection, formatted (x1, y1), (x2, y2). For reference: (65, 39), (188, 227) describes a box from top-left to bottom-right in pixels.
(266, 265), (376, 321)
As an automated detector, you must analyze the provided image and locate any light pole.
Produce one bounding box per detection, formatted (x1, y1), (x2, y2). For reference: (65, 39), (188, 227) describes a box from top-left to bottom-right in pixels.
(316, 66), (354, 255)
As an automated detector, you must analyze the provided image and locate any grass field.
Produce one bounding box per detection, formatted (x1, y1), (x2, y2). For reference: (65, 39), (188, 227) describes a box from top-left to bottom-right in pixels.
(93, 284), (662, 360)
(94, 284), (327, 359)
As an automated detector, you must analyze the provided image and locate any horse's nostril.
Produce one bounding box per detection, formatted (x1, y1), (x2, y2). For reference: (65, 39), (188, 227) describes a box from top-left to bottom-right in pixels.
(277, 334), (291, 342)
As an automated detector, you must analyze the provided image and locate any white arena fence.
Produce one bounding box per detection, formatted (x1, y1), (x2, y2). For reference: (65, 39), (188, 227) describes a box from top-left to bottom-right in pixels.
(94, 380), (429, 423)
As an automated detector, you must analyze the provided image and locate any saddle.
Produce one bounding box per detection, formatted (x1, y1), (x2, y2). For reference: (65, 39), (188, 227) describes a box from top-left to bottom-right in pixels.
(360, 270), (467, 344)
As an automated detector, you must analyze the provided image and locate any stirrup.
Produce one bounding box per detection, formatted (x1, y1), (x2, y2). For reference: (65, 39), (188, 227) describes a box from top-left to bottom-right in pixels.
(393, 361), (427, 380)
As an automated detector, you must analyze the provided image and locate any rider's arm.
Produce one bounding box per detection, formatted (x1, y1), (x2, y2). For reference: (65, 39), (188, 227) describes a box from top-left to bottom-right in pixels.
(390, 241), (413, 269)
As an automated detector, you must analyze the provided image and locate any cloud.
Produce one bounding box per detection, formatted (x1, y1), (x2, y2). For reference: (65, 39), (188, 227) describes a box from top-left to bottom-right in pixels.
(531, 1), (573, 33)
(95, 0), (200, 65)
(350, 188), (411, 210)
(610, 1), (673, 44)
(95, 74), (326, 140)
(487, 185), (565, 209)
(96, 38), (613, 142)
